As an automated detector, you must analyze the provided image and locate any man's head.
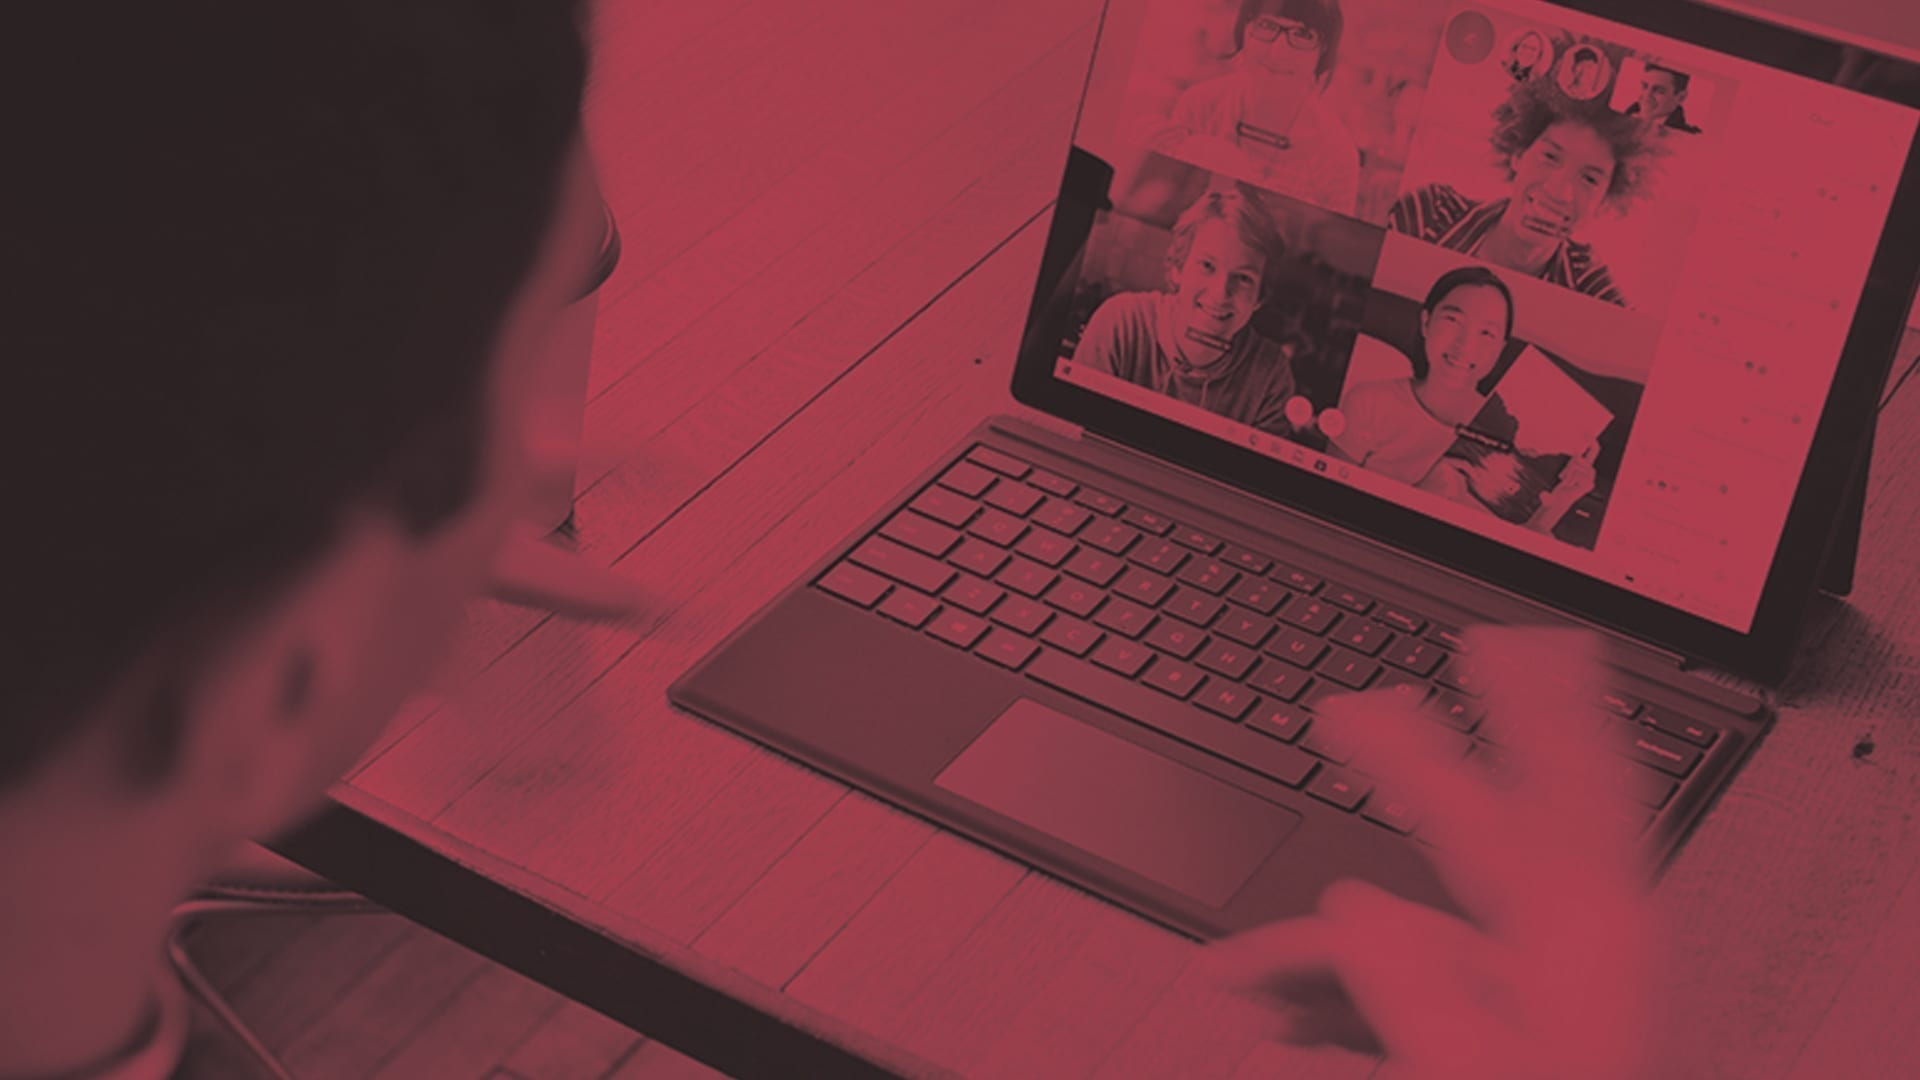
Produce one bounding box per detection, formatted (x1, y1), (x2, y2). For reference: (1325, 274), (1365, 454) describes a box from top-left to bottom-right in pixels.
(1235, 0), (1343, 83)
(8, 0), (591, 860)
(1639, 64), (1692, 122)
(1417, 267), (1515, 391)
(1488, 73), (1666, 241)
(1163, 183), (1285, 364)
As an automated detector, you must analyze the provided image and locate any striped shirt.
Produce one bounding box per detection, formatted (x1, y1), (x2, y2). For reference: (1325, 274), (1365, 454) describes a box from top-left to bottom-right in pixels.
(1387, 184), (1627, 307)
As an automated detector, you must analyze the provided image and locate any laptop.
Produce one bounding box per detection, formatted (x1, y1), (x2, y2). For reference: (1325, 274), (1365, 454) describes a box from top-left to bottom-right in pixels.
(672, 0), (1920, 938)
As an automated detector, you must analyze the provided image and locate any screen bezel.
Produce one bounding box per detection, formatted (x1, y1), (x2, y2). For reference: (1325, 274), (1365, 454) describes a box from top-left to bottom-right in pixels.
(1011, 0), (1920, 684)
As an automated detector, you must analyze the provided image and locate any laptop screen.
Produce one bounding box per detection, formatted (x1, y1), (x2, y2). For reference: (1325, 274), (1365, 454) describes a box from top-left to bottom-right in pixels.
(1032, 0), (1918, 636)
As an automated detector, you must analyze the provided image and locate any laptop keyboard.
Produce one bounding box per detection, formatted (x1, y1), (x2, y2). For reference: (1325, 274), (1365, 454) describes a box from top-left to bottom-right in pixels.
(814, 444), (1720, 841)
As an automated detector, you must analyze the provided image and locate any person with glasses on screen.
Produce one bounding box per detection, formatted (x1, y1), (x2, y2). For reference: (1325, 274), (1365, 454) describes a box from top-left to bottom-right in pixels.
(1152, 0), (1363, 216)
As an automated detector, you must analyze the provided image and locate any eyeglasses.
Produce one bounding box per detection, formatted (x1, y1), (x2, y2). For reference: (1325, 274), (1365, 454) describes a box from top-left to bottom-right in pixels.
(1246, 16), (1322, 51)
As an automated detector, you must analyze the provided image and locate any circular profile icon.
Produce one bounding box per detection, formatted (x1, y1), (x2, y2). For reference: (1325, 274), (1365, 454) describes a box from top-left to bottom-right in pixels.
(1504, 30), (1552, 83)
(1444, 10), (1497, 65)
(1284, 395), (1316, 431)
(1317, 407), (1347, 440)
(1556, 44), (1611, 101)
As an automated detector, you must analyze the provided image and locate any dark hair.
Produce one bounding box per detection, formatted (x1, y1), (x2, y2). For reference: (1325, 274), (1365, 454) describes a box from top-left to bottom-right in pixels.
(1488, 53), (1668, 209)
(5, 1), (589, 790)
(1413, 267), (1515, 380)
(1644, 63), (1693, 95)
(1235, 0), (1344, 80)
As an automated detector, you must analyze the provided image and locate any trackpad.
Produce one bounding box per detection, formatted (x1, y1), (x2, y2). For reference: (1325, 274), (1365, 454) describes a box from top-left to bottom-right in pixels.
(935, 699), (1299, 908)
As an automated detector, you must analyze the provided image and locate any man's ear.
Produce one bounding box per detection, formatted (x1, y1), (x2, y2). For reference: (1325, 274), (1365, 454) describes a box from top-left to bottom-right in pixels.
(174, 513), (414, 844)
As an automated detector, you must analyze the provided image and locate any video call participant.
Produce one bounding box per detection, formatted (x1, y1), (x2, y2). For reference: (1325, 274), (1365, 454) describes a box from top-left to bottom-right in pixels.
(1154, 0), (1362, 215)
(1074, 183), (1304, 435)
(1627, 63), (1703, 134)
(1331, 266), (1513, 483)
(1388, 73), (1667, 308)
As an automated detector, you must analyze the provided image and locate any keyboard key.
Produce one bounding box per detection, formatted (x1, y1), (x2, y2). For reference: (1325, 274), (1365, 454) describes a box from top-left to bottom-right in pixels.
(1121, 507), (1174, 535)
(985, 479), (1046, 517)
(967, 509), (1029, 547)
(1072, 487), (1126, 515)
(995, 557), (1057, 598)
(939, 461), (997, 497)
(1271, 562), (1322, 594)
(1144, 619), (1207, 660)
(1223, 546), (1272, 575)
(1196, 682), (1258, 722)
(966, 446), (1031, 478)
(1426, 620), (1471, 653)
(1032, 498), (1093, 536)
(1297, 679), (1350, 714)
(1165, 587), (1226, 627)
(1025, 651), (1315, 787)
(1175, 558), (1239, 595)
(1618, 721), (1703, 777)
(927, 610), (989, 649)
(1264, 625), (1328, 669)
(910, 486), (979, 529)
(1130, 538), (1189, 575)
(1377, 607), (1428, 635)
(1308, 768), (1370, 811)
(1435, 659), (1486, 697)
(976, 629), (1040, 670)
(880, 511), (961, 558)
(1141, 656), (1207, 699)
(1079, 519), (1140, 555)
(1030, 470), (1077, 497)
(949, 537), (1010, 578)
(1640, 705), (1720, 748)
(1361, 793), (1421, 834)
(1300, 723), (1356, 766)
(1216, 608), (1275, 648)
(1324, 586), (1375, 614)
(850, 537), (955, 594)
(1318, 648), (1381, 690)
(1196, 640), (1259, 681)
(1113, 566), (1175, 607)
(1616, 761), (1678, 809)
(1015, 529), (1076, 567)
(1598, 690), (1641, 718)
(818, 563), (892, 607)
(1332, 619), (1394, 657)
(1280, 597), (1341, 635)
(877, 588), (938, 628)
(1247, 659), (1312, 702)
(1467, 743), (1520, 789)
(1246, 700), (1311, 742)
(1090, 636), (1153, 677)
(1226, 576), (1289, 615)
(943, 575), (1004, 615)
(1374, 669), (1431, 706)
(1093, 598), (1155, 638)
(1383, 638), (1446, 678)
(1171, 526), (1222, 554)
(1040, 616), (1104, 657)
(1432, 691), (1484, 733)
(1043, 578), (1106, 619)
(1063, 548), (1126, 587)
(990, 596), (1054, 636)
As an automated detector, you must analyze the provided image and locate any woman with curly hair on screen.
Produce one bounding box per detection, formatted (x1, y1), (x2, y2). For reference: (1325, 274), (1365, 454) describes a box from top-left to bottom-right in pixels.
(1389, 55), (1666, 308)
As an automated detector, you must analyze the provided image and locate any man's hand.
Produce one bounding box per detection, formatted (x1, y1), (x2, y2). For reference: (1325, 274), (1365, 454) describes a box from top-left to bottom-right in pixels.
(1197, 628), (1664, 1080)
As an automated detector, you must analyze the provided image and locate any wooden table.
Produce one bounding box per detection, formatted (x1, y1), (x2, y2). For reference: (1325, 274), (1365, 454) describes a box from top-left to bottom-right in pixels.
(282, 1), (1920, 1076)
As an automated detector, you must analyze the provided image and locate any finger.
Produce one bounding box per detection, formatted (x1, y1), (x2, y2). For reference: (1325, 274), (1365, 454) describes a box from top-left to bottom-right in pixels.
(1468, 627), (1626, 841)
(487, 525), (650, 621)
